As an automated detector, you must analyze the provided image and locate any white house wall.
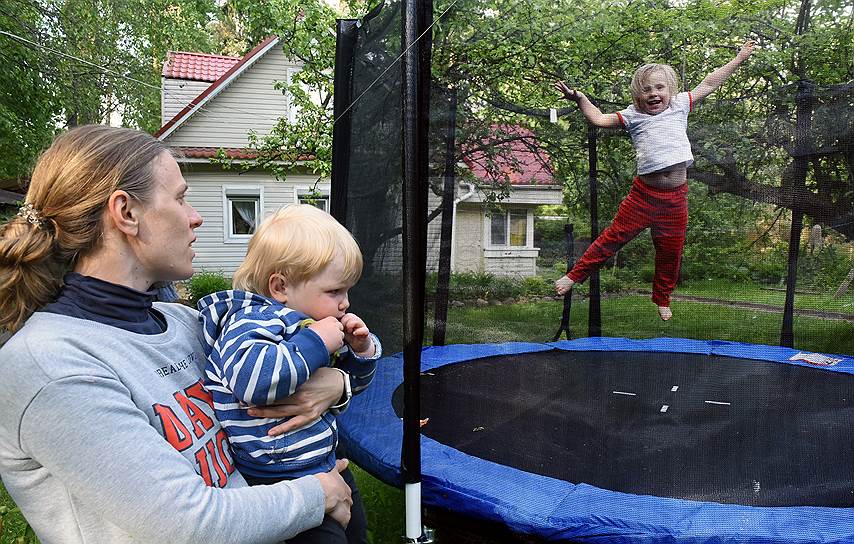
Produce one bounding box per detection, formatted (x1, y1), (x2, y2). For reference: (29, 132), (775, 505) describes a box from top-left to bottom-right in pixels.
(453, 205), (484, 273)
(165, 47), (298, 148)
(161, 79), (210, 126)
(183, 165), (320, 276)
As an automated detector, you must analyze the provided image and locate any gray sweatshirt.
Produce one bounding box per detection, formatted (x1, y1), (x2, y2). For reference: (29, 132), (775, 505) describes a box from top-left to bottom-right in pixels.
(0, 303), (325, 543)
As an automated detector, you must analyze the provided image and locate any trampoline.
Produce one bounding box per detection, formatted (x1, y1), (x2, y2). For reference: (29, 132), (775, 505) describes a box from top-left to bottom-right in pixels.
(339, 337), (854, 542)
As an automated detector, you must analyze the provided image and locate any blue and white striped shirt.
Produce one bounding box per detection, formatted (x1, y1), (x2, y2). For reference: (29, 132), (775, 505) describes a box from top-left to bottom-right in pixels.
(198, 290), (380, 479)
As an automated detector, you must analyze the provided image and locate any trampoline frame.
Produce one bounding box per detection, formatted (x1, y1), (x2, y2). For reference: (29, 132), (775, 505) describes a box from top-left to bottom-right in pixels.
(339, 337), (854, 543)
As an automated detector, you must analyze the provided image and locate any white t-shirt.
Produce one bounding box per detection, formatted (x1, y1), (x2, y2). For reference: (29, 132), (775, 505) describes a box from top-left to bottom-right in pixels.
(616, 91), (694, 175)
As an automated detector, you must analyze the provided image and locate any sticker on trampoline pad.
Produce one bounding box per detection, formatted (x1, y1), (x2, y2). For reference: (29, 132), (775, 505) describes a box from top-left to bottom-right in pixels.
(789, 352), (843, 366)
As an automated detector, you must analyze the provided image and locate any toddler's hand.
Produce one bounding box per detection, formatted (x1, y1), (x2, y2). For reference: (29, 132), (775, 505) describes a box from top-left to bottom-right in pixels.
(737, 40), (755, 62)
(341, 313), (374, 357)
(309, 316), (344, 354)
(554, 81), (583, 102)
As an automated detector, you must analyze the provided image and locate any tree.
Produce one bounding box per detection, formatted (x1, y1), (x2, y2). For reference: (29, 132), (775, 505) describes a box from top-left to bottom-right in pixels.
(0, 0), (218, 181)
(215, 0), (852, 242)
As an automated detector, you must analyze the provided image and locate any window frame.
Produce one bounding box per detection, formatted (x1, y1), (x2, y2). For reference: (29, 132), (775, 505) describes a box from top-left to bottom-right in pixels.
(486, 208), (532, 249)
(222, 185), (264, 243)
(295, 183), (330, 213)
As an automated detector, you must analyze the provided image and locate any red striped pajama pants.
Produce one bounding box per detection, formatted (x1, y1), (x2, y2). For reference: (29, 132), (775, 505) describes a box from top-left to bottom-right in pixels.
(567, 177), (688, 307)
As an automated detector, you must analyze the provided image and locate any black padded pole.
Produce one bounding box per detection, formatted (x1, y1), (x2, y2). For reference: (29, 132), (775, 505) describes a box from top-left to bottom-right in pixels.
(781, 80), (814, 347)
(587, 121), (602, 337)
(552, 223), (575, 341)
(433, 87), (457, 347)
(330, 19), (358, 223)
(401, 0), (431, 490)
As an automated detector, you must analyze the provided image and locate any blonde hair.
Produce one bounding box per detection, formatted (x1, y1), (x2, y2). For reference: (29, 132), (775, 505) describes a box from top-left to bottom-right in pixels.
(233, 204), (363, 296)
(630, 63), (680, 110)
(0, 125), (170, 332)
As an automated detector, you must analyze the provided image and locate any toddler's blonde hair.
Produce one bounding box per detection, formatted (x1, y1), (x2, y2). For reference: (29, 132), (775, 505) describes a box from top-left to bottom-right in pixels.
(233, 204), (363, 296)
(629, 63), (680, 110)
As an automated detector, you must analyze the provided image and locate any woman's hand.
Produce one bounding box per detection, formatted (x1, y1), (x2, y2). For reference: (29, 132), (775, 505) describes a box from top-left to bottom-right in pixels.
(246, 367), (346, 436)
(313, 459), (353, 528)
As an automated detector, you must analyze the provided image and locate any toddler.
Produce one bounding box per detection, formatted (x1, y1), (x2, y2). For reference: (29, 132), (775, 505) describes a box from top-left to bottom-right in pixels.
(198, 204), (381, 544)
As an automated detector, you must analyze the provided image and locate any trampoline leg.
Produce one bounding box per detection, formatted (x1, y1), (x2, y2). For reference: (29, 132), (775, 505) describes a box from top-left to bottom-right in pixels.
(404, 482), (433, 542)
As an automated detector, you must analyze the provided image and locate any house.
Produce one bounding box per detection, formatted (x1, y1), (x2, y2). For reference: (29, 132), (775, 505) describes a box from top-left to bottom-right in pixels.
(156, 36), (326, 276)
(426, 126), (563, 277)
(157, 38), (562, 278)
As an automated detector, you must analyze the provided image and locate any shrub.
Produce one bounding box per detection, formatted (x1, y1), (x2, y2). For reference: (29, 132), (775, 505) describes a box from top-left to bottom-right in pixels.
(522, 276), (553, 297)
(187, 271), (232, 305)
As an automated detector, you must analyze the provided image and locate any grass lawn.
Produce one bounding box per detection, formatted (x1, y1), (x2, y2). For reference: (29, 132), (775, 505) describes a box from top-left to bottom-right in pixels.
(3, 294), (852, 543)
(677, 278), (854, 315)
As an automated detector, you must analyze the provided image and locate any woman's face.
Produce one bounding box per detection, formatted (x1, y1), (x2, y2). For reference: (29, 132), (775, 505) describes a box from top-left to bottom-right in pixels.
(134, 152), (203, 285)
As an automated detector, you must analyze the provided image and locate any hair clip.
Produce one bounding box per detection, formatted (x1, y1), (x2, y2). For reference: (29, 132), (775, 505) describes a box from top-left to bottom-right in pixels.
(17, 203), (44, 227)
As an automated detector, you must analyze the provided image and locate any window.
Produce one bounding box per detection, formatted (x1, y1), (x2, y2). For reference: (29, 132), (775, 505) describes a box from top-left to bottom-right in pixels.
(223, 186), (262, 241)
(298, 194), (329, 212)
(489, 210), (528, 247)
(296, 184), (330, 212)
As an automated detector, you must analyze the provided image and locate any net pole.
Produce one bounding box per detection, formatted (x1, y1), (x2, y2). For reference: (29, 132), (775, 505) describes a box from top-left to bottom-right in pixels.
(781, 80), (814, 347)
(432, 87), (457, 347)
(587, 121), (602, 336)
(401, 0), (431, 539)
(330, 19), (358, 222)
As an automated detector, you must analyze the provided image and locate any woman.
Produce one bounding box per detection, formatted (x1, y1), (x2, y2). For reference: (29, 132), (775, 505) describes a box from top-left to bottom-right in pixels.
(0, 125), (353, 543)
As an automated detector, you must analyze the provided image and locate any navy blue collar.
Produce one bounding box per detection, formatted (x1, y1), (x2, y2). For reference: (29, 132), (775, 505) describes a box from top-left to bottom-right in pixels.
(43, 273), (167, 334)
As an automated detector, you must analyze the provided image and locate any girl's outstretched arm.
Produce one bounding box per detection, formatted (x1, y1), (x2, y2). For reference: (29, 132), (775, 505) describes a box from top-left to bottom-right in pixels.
(691, 40), (755, 103)
(554, 82), (620, 128)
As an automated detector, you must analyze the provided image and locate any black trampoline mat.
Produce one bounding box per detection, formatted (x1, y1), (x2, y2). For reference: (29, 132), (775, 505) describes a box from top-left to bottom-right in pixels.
(392, 350), (854, 507)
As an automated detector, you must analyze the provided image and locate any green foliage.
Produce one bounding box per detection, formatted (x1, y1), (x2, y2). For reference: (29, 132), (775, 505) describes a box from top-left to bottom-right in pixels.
(186, 271), (232, 305)
(1, 486), (36, 544)
(521, 275), (553, 297)
(1, 0), (218, 179)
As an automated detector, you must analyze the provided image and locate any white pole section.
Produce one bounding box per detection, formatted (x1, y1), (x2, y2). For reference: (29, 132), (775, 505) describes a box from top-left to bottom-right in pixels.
(405, 482), (422, 539)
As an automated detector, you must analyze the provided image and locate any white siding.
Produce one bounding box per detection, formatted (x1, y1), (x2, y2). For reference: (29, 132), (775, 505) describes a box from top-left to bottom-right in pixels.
(161, 79), (210, 126)
(165, 47), (299, 148)
(184, 166), (321, 276)
(453, 206), (483, 273)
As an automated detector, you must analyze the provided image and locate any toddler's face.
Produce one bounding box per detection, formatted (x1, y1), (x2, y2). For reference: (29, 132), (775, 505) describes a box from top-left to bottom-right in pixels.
(636, 71), (672, 115)
(284, 255), (354, 321)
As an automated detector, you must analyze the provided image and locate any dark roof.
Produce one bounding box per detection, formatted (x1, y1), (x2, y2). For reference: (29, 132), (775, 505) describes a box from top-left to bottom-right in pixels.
(462, 125), (556, 186)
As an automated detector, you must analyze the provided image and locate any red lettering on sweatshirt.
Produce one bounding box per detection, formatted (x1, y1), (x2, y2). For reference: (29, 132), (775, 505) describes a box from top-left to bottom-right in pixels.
(195, 446), (214, 486)
(173, 391), (214, 438)
(206, 440), (228, 487)
(185, 380), (214, 410)
(215, 428), (235, 475)
(153, 404), (193, 451)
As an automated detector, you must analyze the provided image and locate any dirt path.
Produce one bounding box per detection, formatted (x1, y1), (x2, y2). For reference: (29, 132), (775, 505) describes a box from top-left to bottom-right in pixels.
(629, 291), (854, 323)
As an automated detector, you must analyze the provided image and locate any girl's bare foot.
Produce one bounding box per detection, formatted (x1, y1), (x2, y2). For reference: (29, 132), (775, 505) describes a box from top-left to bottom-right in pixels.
(657, 306), (672, 321)
(555, 276), (575, 295)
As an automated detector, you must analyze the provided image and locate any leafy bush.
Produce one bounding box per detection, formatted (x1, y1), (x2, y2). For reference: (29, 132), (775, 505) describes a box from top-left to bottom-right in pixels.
(187, 271), (232, 305)
(522, 276), (553, 297)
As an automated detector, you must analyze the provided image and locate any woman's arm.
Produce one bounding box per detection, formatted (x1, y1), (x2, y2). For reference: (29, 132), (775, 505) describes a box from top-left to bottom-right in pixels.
(554, 82), (621, 128)
(248, 366), (347, 436)
(691, 41), (755, 103)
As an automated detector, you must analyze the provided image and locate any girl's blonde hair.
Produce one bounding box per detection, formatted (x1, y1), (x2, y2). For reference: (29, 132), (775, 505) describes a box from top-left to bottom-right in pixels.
(233, 204), (363, 296)
(629, 63), (680, 110)
(0, 125), (170, 332)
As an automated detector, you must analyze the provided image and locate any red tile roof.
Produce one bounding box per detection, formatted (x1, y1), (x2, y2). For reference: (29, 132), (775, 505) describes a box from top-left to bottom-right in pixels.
(156, 36), (280, 139)
(162, 51), (241, 82)
(174, 147), (314, 161)
(462, 125), (556, 186)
